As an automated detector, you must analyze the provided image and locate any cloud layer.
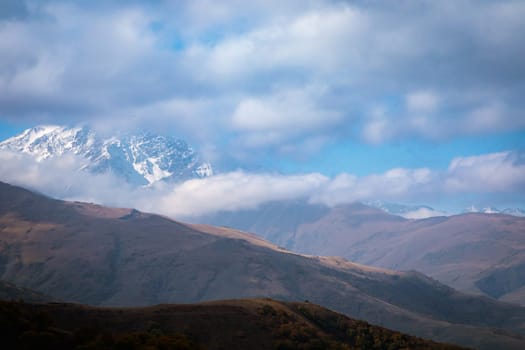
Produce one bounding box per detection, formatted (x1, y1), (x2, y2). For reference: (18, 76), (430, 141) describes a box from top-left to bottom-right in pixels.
(1, 149), (523, 218)
(1, 0), (524, 161)
(1, 1), (523, 214)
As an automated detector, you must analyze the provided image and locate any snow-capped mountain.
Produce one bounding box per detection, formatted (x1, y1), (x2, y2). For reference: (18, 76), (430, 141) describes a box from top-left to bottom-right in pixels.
(367, 201), (525, 219)
(463, 206), (525, 217)
(502, 208), (525, 217)
(0, 125), (213, 186)
(364, 200), (448, 219)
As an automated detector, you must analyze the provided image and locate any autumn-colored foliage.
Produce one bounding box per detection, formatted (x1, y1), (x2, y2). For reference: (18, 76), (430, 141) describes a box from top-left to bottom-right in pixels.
(0, 301), (204, 350)
(0, 300), (467, 350)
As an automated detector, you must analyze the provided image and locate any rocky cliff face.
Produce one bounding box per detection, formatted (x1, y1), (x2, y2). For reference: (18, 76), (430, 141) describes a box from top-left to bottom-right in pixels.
(0, 125), (213, 186)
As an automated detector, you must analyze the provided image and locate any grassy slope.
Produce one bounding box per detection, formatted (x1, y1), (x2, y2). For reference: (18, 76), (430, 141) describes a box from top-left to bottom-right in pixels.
(1, 181), (525, 349)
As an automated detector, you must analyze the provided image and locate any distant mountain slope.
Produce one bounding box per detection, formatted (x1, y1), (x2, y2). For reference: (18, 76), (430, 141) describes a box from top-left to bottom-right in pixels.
(0, 125), (212, 185)
(195, 199), (525, 305)
(0, 280), (53, 302)
(193, 200), (407, 249)
(364, 200), (448, 219)
(1, 181), (525, 349)
(0, 299), (466, 350)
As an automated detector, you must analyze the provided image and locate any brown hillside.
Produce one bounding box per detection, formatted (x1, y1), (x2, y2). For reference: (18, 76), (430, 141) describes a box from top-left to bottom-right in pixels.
(1, 181), (525, 350)
(195, 200), (525, 304)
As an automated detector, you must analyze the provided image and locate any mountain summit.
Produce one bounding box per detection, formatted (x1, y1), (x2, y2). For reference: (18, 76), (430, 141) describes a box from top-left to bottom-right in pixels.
(0, 125), (213, 185)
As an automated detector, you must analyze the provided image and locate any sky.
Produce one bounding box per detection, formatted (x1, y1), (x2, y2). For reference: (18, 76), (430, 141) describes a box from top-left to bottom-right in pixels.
(0, 0), (524, 216)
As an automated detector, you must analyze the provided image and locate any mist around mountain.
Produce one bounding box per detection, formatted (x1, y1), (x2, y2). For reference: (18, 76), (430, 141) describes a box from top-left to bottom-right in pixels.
(463, 205), (525, 217)
(195, 199), (525, 306)
(365, 200), (525, 219)
(1, 125), (524, 223)
(364, 200), (449, 219)
(2, 181), (525, 349)
(0, 125), (213, 186)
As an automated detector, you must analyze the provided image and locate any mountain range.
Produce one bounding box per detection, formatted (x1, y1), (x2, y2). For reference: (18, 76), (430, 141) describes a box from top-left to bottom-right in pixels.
(365, 200), (525, 219)
(462, 205), (525, 217)
(194, 199), (525, 306)
(2, 125), (523, 219)
(0, 125), (213, 185)
(2, 181), (525, 349)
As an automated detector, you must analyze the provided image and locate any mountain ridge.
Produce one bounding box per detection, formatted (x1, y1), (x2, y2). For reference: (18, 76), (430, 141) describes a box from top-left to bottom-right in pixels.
(0, 298), (467, 350)
(1, 181), (525, 349)
(0, 125), (213, 185)
(194, 199), (525, 305)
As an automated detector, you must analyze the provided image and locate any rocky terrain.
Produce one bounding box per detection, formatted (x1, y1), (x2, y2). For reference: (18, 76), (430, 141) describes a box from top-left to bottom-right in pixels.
(0, 125), (213, 185)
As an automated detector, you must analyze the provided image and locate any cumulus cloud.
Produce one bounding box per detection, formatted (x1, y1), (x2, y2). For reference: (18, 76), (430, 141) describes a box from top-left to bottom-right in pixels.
(310, 168), (434, 206)
(446, 151), (525, 192)
(1, 148), (524, 217)
(230, 86), (342, 150)
(191, 5), (365, 80)
(0, 149), (329, 217)
(1, 0), (524, 160)
(362, 107), (391, 144)
(400, 208), (448, 220)
(232, 87), (340, 133)
(0, 150), (138, 205)
(406, 91), (440, 113)
(153, 171), (328, 217)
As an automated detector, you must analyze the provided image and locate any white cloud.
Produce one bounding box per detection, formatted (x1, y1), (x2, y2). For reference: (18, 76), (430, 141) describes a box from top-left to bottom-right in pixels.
(464, 103), (506, 133)
(406, 91), (440, 113)
(0, 150), (328, 217)
(362, 107), (391, 144)
(1, 148), (524, 217)
(195, 5), (366, 80)
(1, 0), (525, 155)
(1, 0), (525, 212)
(154, 171), (328, 217)
(446, 151), (525, 192)
(231, 86), (342, 141)
(0, 150), (136, 204)
(8, 54), (66, 96)
(400, 208), (448, 220)
(310, 168), (434, 207)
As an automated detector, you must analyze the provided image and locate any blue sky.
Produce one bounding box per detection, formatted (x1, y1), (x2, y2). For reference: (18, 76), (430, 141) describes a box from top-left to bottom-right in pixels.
(0, 0), (524, 215)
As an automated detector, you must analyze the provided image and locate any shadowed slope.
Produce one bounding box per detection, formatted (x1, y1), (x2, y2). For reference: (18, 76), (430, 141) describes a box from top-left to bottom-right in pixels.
(195, 200), (525, 304)
(0, 280), (53, 302)
(0, 299), (467, 350)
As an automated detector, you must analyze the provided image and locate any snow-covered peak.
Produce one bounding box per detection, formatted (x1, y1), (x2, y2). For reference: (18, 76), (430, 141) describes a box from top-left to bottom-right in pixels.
(463, 206), (499, 214)
(16, 125), (63, 145)
(0, 125), (92, 161)
(463, 205), (525, 217)
(482, 207), (501, 214)
(0, 125), (213, 186)
(464, 205), (479, 213)
(195, 162), (214, 177)
(368, 201), (525, 219)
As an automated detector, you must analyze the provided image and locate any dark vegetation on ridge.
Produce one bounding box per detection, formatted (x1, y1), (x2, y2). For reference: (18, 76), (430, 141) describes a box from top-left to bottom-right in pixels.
(0, 280), (53, 303)
(0, 299), (467, 350)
